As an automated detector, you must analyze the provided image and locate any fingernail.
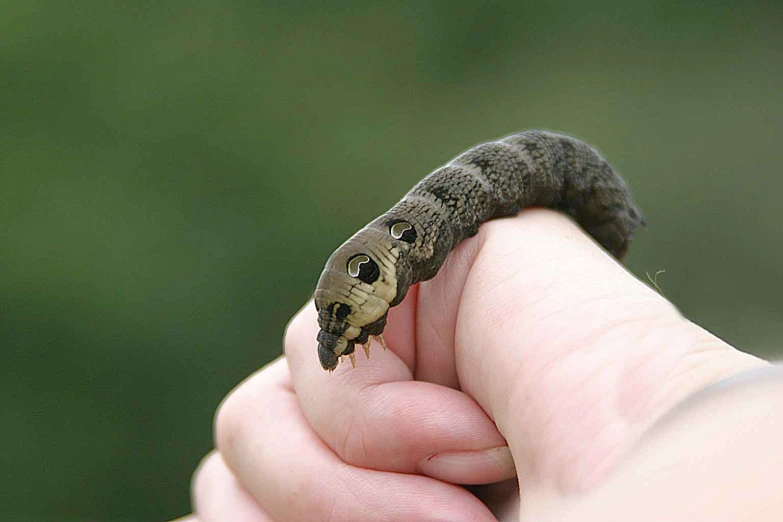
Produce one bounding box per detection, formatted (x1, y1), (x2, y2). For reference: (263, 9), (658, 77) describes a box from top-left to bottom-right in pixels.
(418, 446), (516, 484)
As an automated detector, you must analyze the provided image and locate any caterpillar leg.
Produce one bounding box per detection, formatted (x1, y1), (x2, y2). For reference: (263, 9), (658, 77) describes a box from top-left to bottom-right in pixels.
(374, 334), (388, 351)
(362, 342), (371, 359)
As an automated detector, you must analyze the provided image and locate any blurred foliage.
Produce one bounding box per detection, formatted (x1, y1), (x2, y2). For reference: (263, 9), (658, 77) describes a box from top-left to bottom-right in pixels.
(1, 0), (782, 519)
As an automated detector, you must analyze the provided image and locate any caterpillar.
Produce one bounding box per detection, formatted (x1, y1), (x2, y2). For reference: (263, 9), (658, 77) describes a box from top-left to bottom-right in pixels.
(313, 130), (644, 371)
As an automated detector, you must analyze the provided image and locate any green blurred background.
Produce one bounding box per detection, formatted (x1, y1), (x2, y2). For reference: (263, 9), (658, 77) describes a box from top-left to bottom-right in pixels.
(2, 1), (781, 519)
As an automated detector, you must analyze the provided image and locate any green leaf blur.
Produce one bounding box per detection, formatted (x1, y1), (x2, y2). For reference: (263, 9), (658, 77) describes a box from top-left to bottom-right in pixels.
(1, 1), (781, 519)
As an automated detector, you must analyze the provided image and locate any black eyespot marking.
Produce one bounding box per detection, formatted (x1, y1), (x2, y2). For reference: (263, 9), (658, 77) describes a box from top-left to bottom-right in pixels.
(389, 220), (417, 243)
(347, 254), (380, 284)
(347, 254), (368, 277)
(334, 302), (350, 321)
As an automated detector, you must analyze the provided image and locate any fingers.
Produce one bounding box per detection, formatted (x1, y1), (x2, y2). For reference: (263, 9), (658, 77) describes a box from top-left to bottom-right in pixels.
(215, 357), (498, 522)
(192, 451), (276, 522)
(284, 207), (766, 503)
(285, 304), (515, 485)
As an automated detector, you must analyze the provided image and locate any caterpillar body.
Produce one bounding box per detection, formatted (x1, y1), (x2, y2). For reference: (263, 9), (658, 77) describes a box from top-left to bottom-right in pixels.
(314, 130), (644, 371)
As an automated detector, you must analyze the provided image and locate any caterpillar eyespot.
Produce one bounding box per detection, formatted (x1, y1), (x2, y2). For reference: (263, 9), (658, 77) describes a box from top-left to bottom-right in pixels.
(346, 254), (380, 285)
(313, 130), (644, 371)
(333, 303), (350, 322)
(390, 220), (416, 242)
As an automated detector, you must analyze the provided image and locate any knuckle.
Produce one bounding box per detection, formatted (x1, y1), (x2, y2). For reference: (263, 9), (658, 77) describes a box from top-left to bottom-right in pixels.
(213, 382), (252, 455)
(213, 358), (289, 455)
(190, 450), (221, 505)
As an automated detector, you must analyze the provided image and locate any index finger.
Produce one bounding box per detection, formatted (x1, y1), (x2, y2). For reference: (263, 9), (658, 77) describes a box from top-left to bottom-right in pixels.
(284, 299), (515, 485)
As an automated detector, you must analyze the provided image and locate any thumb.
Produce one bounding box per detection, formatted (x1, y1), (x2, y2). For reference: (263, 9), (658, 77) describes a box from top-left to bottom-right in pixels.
(420, 209), (767, 496)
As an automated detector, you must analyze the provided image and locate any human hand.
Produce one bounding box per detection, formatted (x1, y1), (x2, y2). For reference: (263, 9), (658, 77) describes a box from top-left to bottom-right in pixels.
(189, 210), (769, 521)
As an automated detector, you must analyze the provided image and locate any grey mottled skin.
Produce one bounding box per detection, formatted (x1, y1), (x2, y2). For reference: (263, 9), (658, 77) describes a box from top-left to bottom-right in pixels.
(314, 130), (644, 371)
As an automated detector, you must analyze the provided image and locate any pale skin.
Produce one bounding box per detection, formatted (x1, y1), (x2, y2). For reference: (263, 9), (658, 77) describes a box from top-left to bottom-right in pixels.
(181, 210), (782, 521)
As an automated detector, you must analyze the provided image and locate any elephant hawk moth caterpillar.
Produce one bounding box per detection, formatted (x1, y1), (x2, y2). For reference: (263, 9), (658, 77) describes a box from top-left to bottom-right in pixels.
(313, 130), (644, 371)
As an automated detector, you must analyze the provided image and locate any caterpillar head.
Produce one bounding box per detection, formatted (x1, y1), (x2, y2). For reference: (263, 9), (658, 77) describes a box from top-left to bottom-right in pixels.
(313, 221), (416, 371)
